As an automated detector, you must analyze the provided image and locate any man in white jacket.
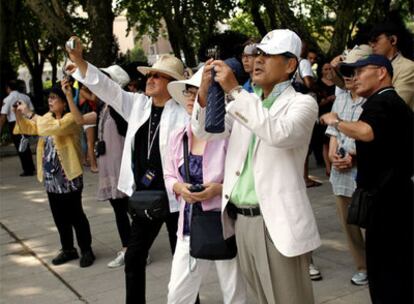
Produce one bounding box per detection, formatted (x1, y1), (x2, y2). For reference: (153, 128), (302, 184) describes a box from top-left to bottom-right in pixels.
(66, 37), (188, 304)
(192, 29), (321, 304)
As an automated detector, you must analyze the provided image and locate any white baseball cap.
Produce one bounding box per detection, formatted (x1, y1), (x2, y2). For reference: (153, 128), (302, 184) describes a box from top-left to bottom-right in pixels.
(256, 29), (302, 58)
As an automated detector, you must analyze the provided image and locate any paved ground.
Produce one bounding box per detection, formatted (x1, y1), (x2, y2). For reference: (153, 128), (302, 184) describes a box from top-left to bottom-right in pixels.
(0, 150), (371, 304)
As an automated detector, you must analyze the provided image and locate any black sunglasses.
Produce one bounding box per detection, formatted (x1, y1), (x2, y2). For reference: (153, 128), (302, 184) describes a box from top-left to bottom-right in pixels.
(147, 73), (172, 80)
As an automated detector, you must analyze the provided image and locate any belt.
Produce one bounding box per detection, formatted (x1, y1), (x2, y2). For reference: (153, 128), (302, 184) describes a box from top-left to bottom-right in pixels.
(228, 203), (261, 217)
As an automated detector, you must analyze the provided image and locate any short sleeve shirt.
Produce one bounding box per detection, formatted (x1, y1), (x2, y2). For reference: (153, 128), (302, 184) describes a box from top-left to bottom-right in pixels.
(356, 87), (413, 189)
(298, 59), (314, 79)
(326, 91), (365, 197)
(1, 91), (33, 122)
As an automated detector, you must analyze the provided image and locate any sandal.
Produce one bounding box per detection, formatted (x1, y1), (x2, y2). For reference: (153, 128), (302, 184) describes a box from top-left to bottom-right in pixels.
(306, 179), (322, 188)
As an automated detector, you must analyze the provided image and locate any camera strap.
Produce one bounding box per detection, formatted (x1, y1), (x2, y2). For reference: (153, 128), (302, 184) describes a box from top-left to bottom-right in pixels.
(98, 106), (109, 141)
(147, 113), (161, 161)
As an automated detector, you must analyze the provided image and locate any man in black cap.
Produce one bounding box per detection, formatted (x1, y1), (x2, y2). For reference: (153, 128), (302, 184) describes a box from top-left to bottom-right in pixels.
(369, 22), (414, 109)
(321, 54), (413, 304)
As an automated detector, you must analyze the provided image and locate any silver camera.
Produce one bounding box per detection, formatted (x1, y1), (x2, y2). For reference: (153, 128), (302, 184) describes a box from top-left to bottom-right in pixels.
(66, 39), (76, 50)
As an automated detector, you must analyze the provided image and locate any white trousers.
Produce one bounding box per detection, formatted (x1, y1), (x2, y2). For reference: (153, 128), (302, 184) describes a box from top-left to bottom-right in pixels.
(167, 236), (247, 304)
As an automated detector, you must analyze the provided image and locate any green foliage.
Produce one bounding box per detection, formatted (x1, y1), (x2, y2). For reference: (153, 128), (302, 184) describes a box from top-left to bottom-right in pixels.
(129, 45), (148, 62)
(227, 11), (260, 38)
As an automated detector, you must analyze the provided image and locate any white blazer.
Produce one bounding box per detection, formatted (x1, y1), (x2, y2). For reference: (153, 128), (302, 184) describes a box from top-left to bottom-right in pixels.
(72, 63), (188, 212)
(192, 85), (321, 257)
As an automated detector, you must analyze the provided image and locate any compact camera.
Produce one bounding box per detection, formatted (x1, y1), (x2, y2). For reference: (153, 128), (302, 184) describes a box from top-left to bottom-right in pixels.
(188, 184), (205, 193)
(94, 140), (106, 157)
(338, 147), (346, 158)
(66, 39), (76, 50)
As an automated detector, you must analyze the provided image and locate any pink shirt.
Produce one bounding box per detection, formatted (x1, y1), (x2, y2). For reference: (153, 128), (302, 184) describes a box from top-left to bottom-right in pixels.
(164, 124), (228, 239)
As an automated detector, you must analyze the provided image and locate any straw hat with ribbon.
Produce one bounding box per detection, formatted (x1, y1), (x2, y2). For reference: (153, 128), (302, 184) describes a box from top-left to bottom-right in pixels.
(137, 54), (185, 81)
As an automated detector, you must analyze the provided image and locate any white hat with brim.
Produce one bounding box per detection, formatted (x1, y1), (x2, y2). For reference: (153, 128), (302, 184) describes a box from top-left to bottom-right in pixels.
(342, 44), (373, 64)
(256, 29), (302, 59)
(167, 66), (204, 108)
(101, 65), (130, 88)
(137, 54), (185, 81)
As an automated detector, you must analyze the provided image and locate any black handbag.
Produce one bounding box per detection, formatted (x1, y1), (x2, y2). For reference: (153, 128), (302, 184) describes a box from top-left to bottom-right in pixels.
(347, 170), (393, 228)
(128, 190), (169, 221)
(347, 188), (375, 228)
(182, 133), (237, 260)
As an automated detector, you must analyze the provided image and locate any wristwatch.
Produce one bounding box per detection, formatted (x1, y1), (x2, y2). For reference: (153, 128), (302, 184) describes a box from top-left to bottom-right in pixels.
(333, 117), (343, 130)
(226, 85), (243, 102)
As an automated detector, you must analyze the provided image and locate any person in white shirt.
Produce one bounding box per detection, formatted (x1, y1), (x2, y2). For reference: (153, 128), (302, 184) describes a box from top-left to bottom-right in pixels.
(0, 80), (35, 176)
(192, 29), (321, 304)
(65, 36), (188, 304)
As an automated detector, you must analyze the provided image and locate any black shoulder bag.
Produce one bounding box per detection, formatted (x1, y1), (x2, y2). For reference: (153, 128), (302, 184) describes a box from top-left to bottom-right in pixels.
(347, 170), (393, 228)
(183, 133), (237, 260)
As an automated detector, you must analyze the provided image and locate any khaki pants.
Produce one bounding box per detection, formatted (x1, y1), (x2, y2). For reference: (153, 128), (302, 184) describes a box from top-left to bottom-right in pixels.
(235, 214), (314, 304)
(335, 195), (366, 271)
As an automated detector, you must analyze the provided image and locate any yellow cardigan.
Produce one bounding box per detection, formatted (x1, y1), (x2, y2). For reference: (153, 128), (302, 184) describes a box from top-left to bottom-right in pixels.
(13, 112), (83, 182)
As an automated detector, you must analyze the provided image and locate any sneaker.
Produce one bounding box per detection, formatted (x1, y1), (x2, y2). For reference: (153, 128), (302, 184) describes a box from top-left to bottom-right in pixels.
(107, 251), (125, 268)
(80, 249), (95, 268)
(309, 263), (322, 281)
(351, 271), (368, 286)
(52, 249), (79, 265)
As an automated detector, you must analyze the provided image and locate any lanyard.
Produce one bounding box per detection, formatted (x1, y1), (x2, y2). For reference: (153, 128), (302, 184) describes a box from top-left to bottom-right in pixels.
(147, 113), (161, 161)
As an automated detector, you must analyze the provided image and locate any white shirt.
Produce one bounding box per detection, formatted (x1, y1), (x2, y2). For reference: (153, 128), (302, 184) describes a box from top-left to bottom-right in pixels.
(298, 58), (314, 79)
(72, 63), (188, 212)
(1, 91), (33, 122)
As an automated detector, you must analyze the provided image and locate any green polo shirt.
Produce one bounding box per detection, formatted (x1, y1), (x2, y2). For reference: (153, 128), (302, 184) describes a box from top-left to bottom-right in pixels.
(230, 81), (291, 206)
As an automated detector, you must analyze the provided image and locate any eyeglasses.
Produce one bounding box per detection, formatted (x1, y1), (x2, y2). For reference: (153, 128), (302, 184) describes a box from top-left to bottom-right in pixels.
(182, 89), (198, 97)
(242, 53), (257, 59)
(147, 73), (172, 81)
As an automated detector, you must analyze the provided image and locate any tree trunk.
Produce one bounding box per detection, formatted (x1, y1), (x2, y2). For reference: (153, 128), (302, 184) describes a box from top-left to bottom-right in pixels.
(85, 0), (115, 67)
(25, 0), (72, 46)
(248, 0), (268, 37)
(327, 0), (359, 58)
(0, 0), (18, 99)
(271, 0), (322, 55)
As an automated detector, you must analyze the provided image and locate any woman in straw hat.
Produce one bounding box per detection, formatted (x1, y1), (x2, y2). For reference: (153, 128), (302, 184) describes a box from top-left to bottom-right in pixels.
(66, 36), (188, 303)
(164, 67), (246, 304)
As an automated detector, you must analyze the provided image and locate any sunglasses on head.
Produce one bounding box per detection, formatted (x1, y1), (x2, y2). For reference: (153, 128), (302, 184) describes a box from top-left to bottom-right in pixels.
(147, 72), (172, 80)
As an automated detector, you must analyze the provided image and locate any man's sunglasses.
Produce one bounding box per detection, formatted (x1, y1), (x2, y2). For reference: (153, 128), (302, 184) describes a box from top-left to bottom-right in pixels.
(147, 73), (173, 80)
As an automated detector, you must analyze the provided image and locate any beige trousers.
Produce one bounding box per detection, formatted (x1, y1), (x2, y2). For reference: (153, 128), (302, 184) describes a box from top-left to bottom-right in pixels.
(235, 214), (314, 304)
(336, 195), (366, 271)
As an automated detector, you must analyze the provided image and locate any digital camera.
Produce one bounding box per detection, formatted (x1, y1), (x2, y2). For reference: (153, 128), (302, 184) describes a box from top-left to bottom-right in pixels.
(338, 147), (346, 158)
(94, 140), (106, 157)
(66, 39), (76, 50)
(188, 184), (205, 193)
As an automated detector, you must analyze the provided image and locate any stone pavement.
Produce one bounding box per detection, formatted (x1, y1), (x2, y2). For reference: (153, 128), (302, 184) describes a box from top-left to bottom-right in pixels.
(0, 153), (371, 304)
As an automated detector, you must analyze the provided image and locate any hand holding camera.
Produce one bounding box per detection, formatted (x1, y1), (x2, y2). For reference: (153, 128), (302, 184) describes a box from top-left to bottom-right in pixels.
(61, 78), (73, 97)
(65, 36), (83, 64)
(188, 184), (205, 193)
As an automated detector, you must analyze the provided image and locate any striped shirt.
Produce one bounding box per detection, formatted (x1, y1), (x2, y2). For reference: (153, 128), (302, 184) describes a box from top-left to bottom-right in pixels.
(326, 91), (365, 197)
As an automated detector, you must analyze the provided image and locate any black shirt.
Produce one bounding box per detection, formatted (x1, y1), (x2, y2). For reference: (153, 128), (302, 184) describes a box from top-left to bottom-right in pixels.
(356, 87), (413, 190)
(133, 105), (165, 191)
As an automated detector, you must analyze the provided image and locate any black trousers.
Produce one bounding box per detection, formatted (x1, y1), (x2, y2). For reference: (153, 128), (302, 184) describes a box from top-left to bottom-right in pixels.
(365, 183), (413, 304)
(9, 121), (35, 174)
(47, 190), (92, 253)
(124, 210), (179, 304)
(109, 198), (131, 248)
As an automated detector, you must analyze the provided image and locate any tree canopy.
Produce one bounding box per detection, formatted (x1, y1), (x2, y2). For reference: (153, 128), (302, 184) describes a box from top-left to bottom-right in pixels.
(2, 0), (413, 106)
